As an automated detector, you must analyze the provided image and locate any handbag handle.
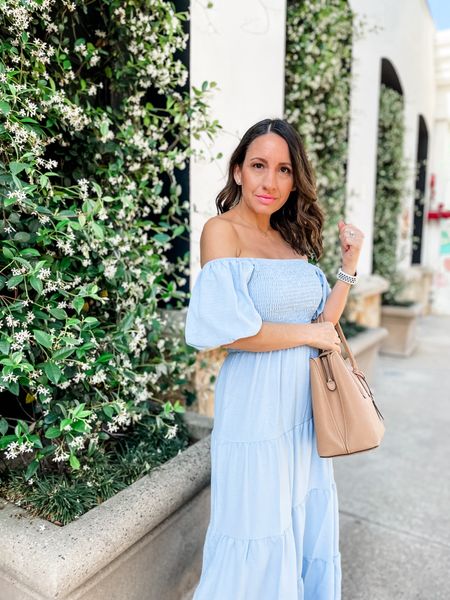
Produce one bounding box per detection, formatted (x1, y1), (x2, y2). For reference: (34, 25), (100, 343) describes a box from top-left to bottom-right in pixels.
(315, 313), (360, 373)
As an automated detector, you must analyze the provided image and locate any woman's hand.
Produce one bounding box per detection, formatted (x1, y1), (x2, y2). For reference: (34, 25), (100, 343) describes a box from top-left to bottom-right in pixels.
(338, 220), (364, 275)
(306, 321), (342, 353)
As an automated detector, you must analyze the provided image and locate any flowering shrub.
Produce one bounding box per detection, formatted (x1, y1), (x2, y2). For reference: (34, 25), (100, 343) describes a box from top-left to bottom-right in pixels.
(0, 0), (220, 484)
(373, 84), (410, 304)
(284, 0), (354, 278)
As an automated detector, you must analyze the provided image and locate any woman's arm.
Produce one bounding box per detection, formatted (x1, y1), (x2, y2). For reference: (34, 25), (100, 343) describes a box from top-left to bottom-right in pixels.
(322, 266), (356, 326)
(324, 220), (364, 325)
(222, 320), (341, 353)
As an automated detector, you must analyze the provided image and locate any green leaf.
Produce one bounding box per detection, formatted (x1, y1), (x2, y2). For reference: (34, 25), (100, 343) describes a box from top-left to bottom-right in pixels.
(72, 296), (85, 314)
(16, 420), (29, 435)
(43, 413), (59, 425)
(2, 247), (15, 259)
(43, 362), (62, 384)
(83, 317), (99, 326)
(29, 434), (43, 449)
(0, 101), (11, 115)
(68, 221), (81, 231)
(60, 418), (72, 430)
(6, 275), (24, 288)
(13, 232), (31, 243)
(72, 403), (85, 417)
(29, 276), (43, 294)
(96, 352), (114, 364)
(20, 248), (41, 257)
(52, 347), (74, 361)
(33, 329), (53, 349)
(39, 175), (49, 187)
(0, 434), (17, 449)
(44, 426), (61, 439)
(72, 420), (86, 432)
(15, 257), (31, 269)
(102, 405), (114, 419)
(4, 196), (17, 207)
(153, 233), (170, 244)
(0, 418), (9, 436)
(91, 222), (104, 240)
(69, 453), (80, 469)
(25, 459), (39, 480)
(49, 307), (67, 320)
(9, 162), (29, 175)
(5, 380), (19, 395)
(173, 225), (185, 236)
(0, 340), (10, 355)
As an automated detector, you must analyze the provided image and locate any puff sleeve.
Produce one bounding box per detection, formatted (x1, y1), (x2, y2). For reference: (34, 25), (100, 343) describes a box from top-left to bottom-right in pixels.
(311, 266), (332, 321)
(184, 259), (263, 351)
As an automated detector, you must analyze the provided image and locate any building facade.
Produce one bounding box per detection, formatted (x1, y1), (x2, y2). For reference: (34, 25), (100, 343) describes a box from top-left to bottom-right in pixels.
(189, 0), (450, 315)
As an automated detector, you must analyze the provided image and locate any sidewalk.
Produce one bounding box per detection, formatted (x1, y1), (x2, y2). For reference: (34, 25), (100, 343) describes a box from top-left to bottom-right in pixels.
(183, 314), (450, 600)
(334, 314), (450, 600)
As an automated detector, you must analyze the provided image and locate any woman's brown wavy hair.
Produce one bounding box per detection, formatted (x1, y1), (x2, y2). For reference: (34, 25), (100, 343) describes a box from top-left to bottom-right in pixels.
(215, 118), (325, 261)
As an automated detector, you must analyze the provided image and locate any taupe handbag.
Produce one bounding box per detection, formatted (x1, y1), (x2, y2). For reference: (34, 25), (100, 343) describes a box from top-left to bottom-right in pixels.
(309, 313), (385, 457)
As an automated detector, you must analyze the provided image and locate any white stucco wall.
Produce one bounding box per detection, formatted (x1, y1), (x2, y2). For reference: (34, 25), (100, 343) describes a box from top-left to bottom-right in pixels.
(189, 0), (448, 312)
(189, 0), (287, 280)
(428, 29), (450, 314)
(346, 0), (436, 275)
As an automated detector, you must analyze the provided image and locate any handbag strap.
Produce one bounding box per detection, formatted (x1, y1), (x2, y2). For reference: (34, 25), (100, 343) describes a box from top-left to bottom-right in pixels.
(316, 313), (359, 372)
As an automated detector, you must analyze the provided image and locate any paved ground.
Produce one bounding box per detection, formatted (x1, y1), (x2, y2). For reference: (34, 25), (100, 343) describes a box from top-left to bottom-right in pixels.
(184, 314), (450, 599)
(334, 314), (450, 600)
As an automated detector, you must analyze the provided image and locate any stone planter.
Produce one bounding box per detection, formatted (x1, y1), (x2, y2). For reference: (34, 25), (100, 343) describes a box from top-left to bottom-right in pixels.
(380, 302), (423, 357)
(346, 326), (389, 385)
(395, 265), (435, 315)
(344, 273), (390, 328)
(0, 411), (213, 600)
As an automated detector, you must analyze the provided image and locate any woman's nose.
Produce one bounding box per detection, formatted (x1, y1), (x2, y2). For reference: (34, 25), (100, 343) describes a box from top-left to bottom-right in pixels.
(262, 169), (277, 190)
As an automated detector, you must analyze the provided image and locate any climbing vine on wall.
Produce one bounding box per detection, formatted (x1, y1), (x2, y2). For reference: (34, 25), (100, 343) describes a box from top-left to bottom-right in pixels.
(284, 0), (354, 280)
(373, 84), (410, 304)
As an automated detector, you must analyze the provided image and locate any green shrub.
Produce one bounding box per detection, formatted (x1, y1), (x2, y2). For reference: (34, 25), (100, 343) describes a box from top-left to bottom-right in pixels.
(0, 0), (220, 483)
(0, 411), (191, 525)
(373, 84), (410, 304)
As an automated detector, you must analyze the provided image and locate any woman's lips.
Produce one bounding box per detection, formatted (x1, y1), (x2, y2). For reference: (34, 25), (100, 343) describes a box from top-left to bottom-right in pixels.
(256, 194), (276, 205)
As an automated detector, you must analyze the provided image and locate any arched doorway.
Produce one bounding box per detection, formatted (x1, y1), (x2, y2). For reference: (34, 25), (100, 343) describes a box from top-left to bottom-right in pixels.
(411, 115), (429, 264)
(372, 58), (406, 299)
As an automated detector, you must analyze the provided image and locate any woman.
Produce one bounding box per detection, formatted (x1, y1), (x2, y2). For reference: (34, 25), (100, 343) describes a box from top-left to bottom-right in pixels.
(184, 118), (364, 600)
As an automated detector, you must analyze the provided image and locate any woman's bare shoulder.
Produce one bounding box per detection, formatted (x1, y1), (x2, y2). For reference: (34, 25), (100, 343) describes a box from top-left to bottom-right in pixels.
(200, 215), (240, 266)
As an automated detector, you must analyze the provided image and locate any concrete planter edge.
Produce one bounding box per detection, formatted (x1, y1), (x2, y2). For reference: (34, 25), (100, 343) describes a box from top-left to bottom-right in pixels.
(0, 410), (213, 600)
(380, 302), (423, 356)
(345, 326), (389, 385)
(346, 325), (389, 356)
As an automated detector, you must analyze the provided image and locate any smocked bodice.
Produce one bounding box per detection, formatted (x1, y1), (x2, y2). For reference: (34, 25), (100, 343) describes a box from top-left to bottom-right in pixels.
(244, 258), (326, 323)
(184, 256), (331, 353)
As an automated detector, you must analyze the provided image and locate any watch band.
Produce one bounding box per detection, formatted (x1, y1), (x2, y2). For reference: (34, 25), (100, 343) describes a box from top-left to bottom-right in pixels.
(336, 267), (358, 285)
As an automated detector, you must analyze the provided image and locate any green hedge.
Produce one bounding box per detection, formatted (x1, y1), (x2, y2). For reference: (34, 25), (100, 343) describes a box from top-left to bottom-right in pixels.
(0, 0), (219, 488)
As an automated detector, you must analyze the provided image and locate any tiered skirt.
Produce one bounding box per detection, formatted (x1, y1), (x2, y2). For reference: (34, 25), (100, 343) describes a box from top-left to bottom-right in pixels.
(192, 346), (342, 600)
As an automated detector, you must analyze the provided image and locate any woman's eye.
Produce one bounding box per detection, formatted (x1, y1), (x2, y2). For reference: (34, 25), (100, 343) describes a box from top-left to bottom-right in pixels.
(252, 163), (291, 174)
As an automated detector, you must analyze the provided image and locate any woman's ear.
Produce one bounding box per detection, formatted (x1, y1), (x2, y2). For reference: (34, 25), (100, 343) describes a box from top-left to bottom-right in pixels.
(233, 165), (241, 186)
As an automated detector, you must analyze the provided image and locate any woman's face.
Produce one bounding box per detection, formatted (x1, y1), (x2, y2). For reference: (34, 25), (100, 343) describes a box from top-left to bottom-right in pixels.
(234, 132), (296, 214)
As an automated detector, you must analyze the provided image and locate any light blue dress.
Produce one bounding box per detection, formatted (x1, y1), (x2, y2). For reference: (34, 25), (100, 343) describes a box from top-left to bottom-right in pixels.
(184, 257), (341, 600)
